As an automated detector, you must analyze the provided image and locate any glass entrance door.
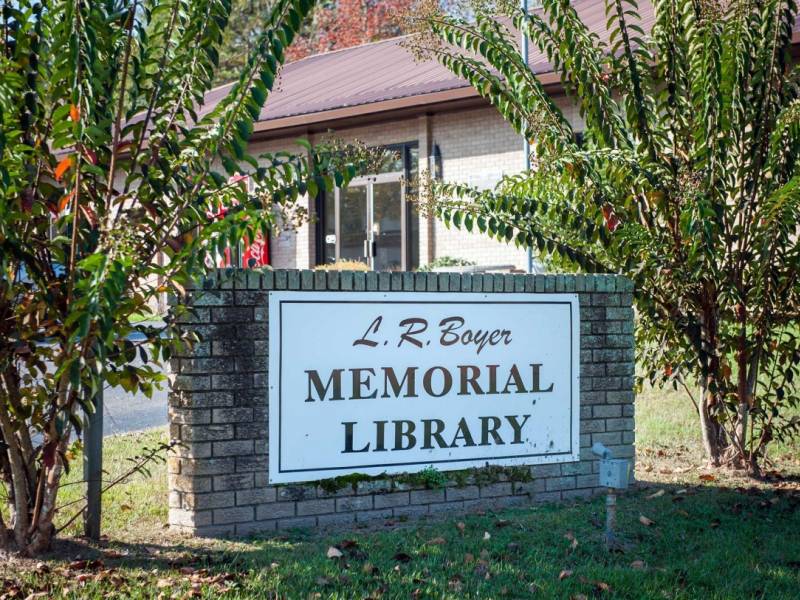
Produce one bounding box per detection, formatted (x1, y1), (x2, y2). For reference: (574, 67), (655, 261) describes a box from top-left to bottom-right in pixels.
(333, 173), (405, 270)
(371, 179), (403, 271)
(339, 183), (369, 265)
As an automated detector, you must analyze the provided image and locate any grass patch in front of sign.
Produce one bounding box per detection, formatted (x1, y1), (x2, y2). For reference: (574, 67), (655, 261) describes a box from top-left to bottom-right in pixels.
(9, 481), (800, 598)
(4, 390), (799, 599)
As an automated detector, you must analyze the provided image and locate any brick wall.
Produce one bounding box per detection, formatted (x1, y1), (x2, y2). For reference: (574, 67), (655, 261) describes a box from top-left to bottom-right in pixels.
(168, 269), (635, 537)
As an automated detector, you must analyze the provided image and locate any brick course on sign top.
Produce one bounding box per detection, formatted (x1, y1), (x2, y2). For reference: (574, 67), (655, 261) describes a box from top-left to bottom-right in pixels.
(168, 269), (635, 537)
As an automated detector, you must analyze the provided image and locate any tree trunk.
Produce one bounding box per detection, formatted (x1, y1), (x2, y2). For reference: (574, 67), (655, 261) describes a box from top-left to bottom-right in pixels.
(699, 382), (724, 467)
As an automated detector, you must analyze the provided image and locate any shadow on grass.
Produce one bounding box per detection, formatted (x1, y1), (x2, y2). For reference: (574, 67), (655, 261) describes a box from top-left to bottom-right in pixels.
(17, 478), (800, 599)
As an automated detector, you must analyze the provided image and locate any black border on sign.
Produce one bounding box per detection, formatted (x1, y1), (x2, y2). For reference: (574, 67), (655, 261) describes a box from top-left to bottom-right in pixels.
(277, 299), (576, 475)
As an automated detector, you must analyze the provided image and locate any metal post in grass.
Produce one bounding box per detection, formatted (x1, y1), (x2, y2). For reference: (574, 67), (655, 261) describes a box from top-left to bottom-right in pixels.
(593, 443), (630, 551)
(83, 387), (103, 540)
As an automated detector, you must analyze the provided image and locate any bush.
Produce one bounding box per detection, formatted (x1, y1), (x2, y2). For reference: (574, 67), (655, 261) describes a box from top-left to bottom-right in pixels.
(417, 256), (477, 271)
(416, 0), (800, 472)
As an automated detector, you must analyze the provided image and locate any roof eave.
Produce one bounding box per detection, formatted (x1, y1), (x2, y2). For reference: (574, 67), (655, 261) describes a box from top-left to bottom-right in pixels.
(250, 72), (562, 141)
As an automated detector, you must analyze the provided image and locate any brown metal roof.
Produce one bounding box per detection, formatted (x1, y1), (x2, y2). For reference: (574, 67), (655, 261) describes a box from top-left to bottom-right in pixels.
(201, 0), (796, 136)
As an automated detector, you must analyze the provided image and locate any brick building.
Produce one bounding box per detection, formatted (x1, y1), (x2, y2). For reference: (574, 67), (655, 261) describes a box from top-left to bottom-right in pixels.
(200, 0), (622, 272)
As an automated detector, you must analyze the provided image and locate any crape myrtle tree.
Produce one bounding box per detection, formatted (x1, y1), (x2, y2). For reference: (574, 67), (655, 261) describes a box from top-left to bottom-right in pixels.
(0, 0), (373, 554)
(412, 0), (800, 473)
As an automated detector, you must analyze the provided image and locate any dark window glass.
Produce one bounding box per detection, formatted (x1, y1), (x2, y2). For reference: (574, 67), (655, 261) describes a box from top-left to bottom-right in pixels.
(405, 145), (420, 270)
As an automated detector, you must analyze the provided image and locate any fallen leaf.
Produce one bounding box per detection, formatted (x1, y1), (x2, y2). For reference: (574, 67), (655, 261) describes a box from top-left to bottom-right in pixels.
(474, 560), (490, 579)
(564, 531), (579, 550)
(559, 569), (573, 581)
(156, 578), (173, 589)
(646, 489), (665, 499)
(326, 546), (343, 559)
(630, 560), (646, 570)
(699, 474), (716, 482)
(483, 531), (491, 541)
(639, 515), (655, 526)
(593, 580), (612, 593)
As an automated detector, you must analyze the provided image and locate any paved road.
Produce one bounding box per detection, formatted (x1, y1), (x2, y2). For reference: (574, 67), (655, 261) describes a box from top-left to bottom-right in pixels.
(97, 324), (169, 436)
(102, 367), (168, 436)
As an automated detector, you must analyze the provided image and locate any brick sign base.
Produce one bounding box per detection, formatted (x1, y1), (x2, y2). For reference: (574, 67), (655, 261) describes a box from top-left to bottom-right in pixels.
(168, 269), (635, 537)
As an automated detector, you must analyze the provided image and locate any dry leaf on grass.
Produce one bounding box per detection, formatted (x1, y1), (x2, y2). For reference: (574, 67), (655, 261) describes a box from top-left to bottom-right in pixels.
(448, 575), (463, 593)
(630, 560), (647, 570)
(473, 560), (491, 579)
(699, 474), (716, 482)
(482, 531), (491, 541)
(559, 569), (573, 580)
(564, 531), (579, 550)
(646, 489), (665, 499)
(593, 580), (612, 593)
(326, 546), (343, 559)
(639, 515), (655, 526)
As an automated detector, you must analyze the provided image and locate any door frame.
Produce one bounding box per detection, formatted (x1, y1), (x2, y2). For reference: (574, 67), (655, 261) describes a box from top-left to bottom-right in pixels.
(333, 170), (407, 270)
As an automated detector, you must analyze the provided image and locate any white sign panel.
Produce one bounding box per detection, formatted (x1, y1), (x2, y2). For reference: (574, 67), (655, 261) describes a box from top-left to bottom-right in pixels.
(268, 291), (580, 484)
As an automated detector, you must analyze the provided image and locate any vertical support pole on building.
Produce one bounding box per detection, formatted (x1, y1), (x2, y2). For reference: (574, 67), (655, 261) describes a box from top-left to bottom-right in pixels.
(521, 0), (534, 274)
(83, 387), (103, 540)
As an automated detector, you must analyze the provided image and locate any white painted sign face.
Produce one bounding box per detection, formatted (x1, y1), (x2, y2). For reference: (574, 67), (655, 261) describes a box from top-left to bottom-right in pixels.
(268, 291), (580, 484)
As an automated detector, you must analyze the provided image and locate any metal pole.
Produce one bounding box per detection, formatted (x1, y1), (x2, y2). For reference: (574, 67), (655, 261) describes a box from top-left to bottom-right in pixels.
(605, 488), (617, 549)
(521, 0), (534, 274)
(83, 387), (103, 540)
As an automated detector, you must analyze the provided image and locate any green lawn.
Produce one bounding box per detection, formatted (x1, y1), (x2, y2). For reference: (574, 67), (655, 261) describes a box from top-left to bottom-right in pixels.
(7, 389), (800, 599)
